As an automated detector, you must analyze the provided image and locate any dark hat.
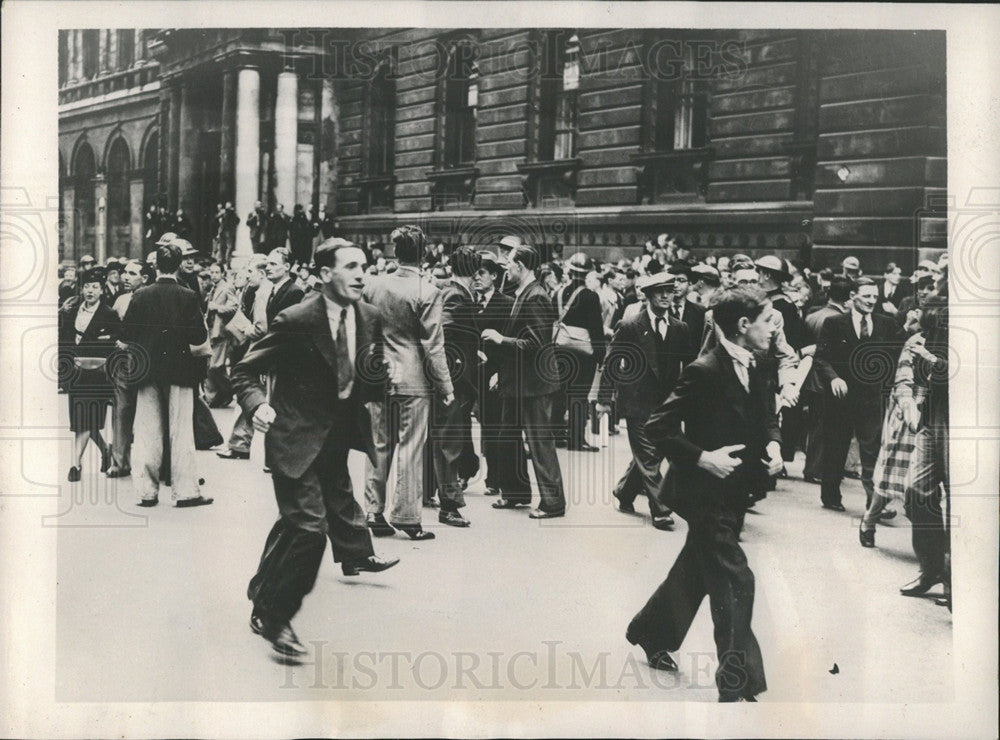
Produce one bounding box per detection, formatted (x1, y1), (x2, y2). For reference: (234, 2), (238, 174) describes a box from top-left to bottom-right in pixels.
(104, 259), (122, 273)
(566, 252), (594, 274)
(78, 266), (106, 285)
(497, 235), (523, 251)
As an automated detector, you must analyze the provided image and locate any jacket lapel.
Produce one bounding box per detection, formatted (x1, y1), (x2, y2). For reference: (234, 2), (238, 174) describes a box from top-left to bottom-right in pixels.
(305, 293), (338, 369)
(637, 310), (661, 378)
(713, 345), (750, 424)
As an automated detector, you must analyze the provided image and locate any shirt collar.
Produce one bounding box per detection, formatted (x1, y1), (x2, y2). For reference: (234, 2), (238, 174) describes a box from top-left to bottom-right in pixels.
(322, 294), (350, 318)
(481, 287), (495, 303)
(647, 306), (667, 328)
(515, 276), (536, 297)
(719, 334), (755, 369)
(396, 265), (421, 277)
(851, 307), (870, 325)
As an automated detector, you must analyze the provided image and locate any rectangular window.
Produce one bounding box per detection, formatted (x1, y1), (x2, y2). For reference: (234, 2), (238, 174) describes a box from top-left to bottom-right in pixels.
(538, 32), (579, 161)
(117, 29), (135, 70)
(653, 44), (707, 151)
(81, 29), (100, 79)
(443, 50), (477, 167)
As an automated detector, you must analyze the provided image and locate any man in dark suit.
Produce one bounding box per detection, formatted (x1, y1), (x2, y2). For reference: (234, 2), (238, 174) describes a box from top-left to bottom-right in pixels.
(598, 272), (692, 529)
(231, 238), (399, 658)
(264, 247), (306, 325)
(481, 245), (566, 518)
(120, 243), (213, 507)
(814, 277), (904, 511)
(627, 287), (782, 702)
(472, 253), (517, 497)
(667, 262), (706, 357)
(874, 261), (911, 318)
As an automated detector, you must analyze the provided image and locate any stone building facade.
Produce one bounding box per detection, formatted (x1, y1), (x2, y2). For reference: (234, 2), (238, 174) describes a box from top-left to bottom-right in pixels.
(59, 28), (946, 270)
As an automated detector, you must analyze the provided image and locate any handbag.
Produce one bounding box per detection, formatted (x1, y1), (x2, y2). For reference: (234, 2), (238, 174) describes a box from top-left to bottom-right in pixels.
(552, 286), (594, 357)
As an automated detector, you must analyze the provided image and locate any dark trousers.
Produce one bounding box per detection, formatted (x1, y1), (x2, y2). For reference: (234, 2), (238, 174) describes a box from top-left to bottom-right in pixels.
(613, 417), (671, 518)
(557, 351), (597, 449)
(628, 509), (766, 700)
(820, 393), (882, 507)
(802, 390), (825, 479)
(428, 390), (474, 513)
(248, 424), (374, 624)
(480, 384), (505, 489)
(498, 392), (566, 513)
(905, 427), (949, 580)
(780, 404), (806, 462)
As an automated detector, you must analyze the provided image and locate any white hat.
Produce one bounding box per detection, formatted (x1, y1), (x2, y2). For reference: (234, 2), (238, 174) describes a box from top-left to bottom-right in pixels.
(637, 271), (676, 292)
(841, 256), (861, 270)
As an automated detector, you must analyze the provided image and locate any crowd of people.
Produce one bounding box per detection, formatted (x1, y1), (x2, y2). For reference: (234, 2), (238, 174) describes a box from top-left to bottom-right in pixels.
(57, 219), (950, 697)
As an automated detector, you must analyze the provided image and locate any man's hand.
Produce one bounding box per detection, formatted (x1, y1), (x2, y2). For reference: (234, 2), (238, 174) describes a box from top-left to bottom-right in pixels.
(779, 383), (800, 408)
(595, 403), (612, 416)
(697, 444), (745, 479)
(901, 398), (921, 433)
(477, 350), (488, 362)
(442, 392), (455, 406)
(830, 378), (848, 399)
(881, 301), (898, 315)
(488, 374), (499, 391)
(481, 329), (503, 344)
(252, 403), (277, 432)
(762, 441), (784, 477)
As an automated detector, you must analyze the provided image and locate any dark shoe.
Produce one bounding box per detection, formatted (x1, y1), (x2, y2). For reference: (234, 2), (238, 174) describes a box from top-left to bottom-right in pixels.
(843, 469), (861, 480)
(652, 515), (675, 530)
(492, 498), (529, 510)
(803, 475), (822, 484)
(100, 451), (111, 473)
(822, 502), (847, 512)
(554, 439), (568, 449)
(341, 555), (401, 576)
(366, 514), (396, 538)
(423, 498), (439, 509)
(68, 466), (81, 483)
(879, 508), (897, 521)
(105, 466), (122, 478)
(398, 525), (435, 541)
(934, 596), (951, 609)
(567, 443), (600, 452)
(900, 573), (943, 597)
(859, 527), (875, 548)
(646, 649), (678, 672)
(137, 496), (158, 507)
(528, 507), (564, 519)
(484, 487), (501, 496)
(720, 694), (758, 702)
(777, 466), (788, 478)
(176, 495), (214, 508)
(269, 624), (307, 658)
(216, 448), (250, 460)
(614, 496), (635, 514)
(439, 510), (470, 527)
(262, 466), (271, 474)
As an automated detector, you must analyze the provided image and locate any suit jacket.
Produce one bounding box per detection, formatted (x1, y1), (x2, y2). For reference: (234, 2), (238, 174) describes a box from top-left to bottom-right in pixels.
(814, 310), (904, 398)
(362, 266), (453, 397)
(674, 299), (706, 357)
(206, 279), (239, 340)
(58, 299), (121, 394)
(439, 279), (481, 397)
(265, 278), (305, 326)
(474, 288), (514, 382)
(876, 279), (911, 315)
(802, 302), (846, 394)
(645, 345), (780, 520)
(894, 295), (920, 327)
(120, 277), (208, 388)
(496, 279), (560, 398)
(598, 309), (691, 419)
(231, 292), (387, 479)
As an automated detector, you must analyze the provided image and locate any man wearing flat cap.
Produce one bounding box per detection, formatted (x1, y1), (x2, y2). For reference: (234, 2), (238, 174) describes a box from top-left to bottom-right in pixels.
(598, 271), (692, 529)
(840, 255), (862, 281)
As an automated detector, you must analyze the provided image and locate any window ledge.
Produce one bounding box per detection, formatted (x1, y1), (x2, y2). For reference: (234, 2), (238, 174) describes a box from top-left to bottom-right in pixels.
(516, 158), (582, 175)
(356, 174), (396, 186)
(426, 166), (478, 181)
(630, 148), (713, 164)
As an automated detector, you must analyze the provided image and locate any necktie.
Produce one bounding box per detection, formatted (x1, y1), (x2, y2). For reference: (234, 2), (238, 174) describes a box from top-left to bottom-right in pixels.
(336, 307), (354, 398)
(655, 317), (666, 339)
(671, 303), (681, 321)
(860, 317), (870, 340)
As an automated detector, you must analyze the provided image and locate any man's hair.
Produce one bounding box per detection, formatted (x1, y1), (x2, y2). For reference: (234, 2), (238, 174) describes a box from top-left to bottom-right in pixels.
(668, 262), (692, 279)
(855, 276), (876, 289)
(828, 276), (854, 303)
(156, 243), (182, 273)
(919, 295), (947, 334)
(916, 274), (937, 290)
(391, 224), (426, 264)
(314, 238), (359, 270)
(247, 254), (268, 270)
(884, 262), (899, 274)
(625, 268), (638, 280)
(478, 254), (504, 280)
(508, 245), (540, 272)
(269, 247), (291, 265)
(712, 287), (769, 339)
(450, 247), (482, 277)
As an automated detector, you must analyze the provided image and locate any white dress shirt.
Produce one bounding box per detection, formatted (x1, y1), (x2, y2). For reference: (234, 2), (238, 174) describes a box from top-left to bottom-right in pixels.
(851, 308), (872, 339)
(323, 295), (356, 399)
(647, 306), (668, 339)
(718, 334), (755, 392)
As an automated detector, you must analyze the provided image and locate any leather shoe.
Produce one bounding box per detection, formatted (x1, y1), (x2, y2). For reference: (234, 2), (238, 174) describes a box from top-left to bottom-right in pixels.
(645, 649), (678, 672)
(803, 475), (822, 484)
(567, 443), (600, 452)
(822, 502), (847, 512)
(68, 466), (81, 483)
(484, 487), (501, 496)
(439, 510), (470, 527)
(900, 573), (943, 597)
(492, 498), (528, 509)
(879, 508), (897, 521)
(859, 527), (875, 548)
(176, 495), (214, 508)
(528, 508), (564, 519)
(652, 515), (675, 530)
(342, 555), (401, 576)
(614, 497), (635, 514)
(216, 449), (250, 460)
(137, 496), (159, 507)
(398, 525), (435, 541)
(367, 514), (396, 537)
(269, 623), (307, 658)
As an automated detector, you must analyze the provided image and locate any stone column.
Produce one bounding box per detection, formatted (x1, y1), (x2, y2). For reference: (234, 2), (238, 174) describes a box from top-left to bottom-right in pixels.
(319, 77), (338, 212)
(98, 30), (108, 74)
(129, 175), (145, 258)
(70, 30), (81, 81)
(167, 83), (181, 209)
(61, 185), (76, 262)
(273, 69), (298, 212)
(219, 68), (237, 205)
(177, 82), (198, 217)
(108, 29), (119, 72)
(233, 66), (261, 264)
(94, 174), (108, 263)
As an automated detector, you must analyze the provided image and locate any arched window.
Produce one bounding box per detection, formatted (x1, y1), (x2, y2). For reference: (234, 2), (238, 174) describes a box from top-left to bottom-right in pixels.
(73, 142), (96, 256)
(106, 138), (132, 256)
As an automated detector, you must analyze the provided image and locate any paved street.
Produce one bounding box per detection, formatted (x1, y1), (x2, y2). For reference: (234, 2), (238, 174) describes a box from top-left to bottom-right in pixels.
(55, 404), (952, 704)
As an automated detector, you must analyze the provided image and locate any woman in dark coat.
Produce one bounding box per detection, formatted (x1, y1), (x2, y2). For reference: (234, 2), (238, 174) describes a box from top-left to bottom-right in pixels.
(554, 253), (607, 451)
(58, 267), (121, 482)
(288, 204), (316, 266)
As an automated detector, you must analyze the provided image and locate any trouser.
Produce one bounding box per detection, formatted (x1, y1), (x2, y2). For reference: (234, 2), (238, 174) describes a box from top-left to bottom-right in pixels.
(613, 417), (672, 518)
(480, 384), (507, 490)
(628, 509), (766, 701)
(248, 426), (374, 624)
(780, 403), (806, 462)
(427, 390), (473, 513)
(364, 395), (430, 526)
(564, 354), (597, 449)
(204, 336), (232, 407)
(497, 392), (566, 513)
(904, 427), (949, 580)
(111, 374), (136, 470)
(820, 394), (882, 507)
(132, 384), (201, 501)
(802, 390), (825, 478)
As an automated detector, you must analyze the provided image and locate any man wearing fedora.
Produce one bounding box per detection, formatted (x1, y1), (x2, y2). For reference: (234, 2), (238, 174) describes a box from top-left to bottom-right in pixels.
(598, 271), (692, 529)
